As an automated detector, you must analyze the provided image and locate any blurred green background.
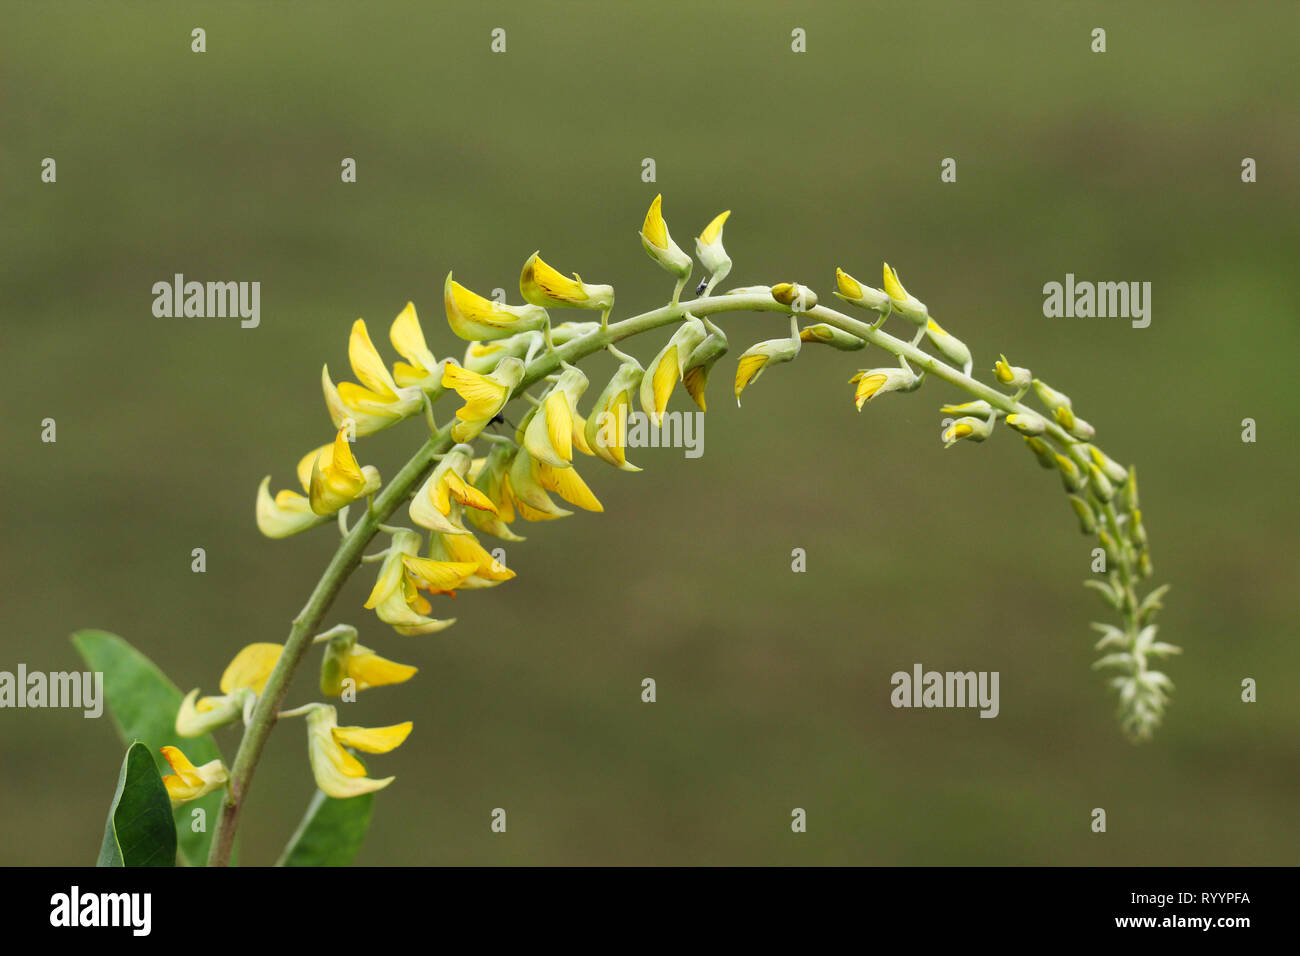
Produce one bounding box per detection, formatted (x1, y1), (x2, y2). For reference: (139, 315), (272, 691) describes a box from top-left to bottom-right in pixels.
(3, 0), (1298, 865)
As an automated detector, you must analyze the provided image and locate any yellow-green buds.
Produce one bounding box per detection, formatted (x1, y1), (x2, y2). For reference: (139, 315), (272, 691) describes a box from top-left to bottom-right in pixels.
(881, 263), (929, 324)
(364, 529), (477, 634)
(1032, 379), (1072, 414)
(160, 746), (229, 807)
(770, 282), (818, 312)
(1123, 466), (1140, 513)
(1087, 463), (1115, 501)
(993, 354), (1032, 390)
(305, 704), (410, 799)
(1054, 452), (1087, 492)
(640, 316), (707, 425)
(1004, 411), (1049, 436)
(305, 427), (383, 516)
(441, 357), (525, 442)
(940, 399), (995, 417)
(1068, 494), (1098, 534)
(639, 194), (692, 280)
(410, 445), (498, 534)
(799, 323), (865, 351)
(942, 415), (993, 447)
(388, 302), (443, 389)
(322, 320), (424, 436)
(681, 327), (728, 411)
(586, 360), (644, 471)
(850, 366), (921, 409)
(923, 318), (972, 373)
(1088, 446), (1129, 485)
(695, 210), (732, 288)
(834, 267), (892, 313)
(1054, 405), (1096, 440)
(525, 364), (590, 466)
(320, 631), (416, 697)
(444, 272), (549, 343)
(176, 642), (284, 737)
(734, 323), (801, 404)
(519, 252), (614, 311)
(1024, 436), (1057, 469)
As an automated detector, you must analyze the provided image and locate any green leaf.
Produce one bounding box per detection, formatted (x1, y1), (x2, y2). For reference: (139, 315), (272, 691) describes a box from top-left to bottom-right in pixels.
(72, 629), (226, 866)
(97, 741), (177, 867)
(277, 789), (376, 866)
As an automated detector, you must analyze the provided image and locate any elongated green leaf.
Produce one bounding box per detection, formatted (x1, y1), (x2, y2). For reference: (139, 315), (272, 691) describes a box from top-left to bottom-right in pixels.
(98, 741), (177, 866)
(278, 789), (375, 866)
(72, 629), (226, 866)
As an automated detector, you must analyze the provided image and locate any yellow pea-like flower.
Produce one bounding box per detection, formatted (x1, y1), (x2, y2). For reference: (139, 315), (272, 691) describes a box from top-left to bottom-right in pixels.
(849, 366), (921, 409)
(681, 329), (728, 412)
(507, 447), (574, 521)
(444, 272), (549, 342)
(881, 263), (929, 324)
(176, 643), (284, 737)
(993, 354), (1032, 390)
(389, 302), (443, 389)
(305, 704), (410, 799)
(695, 210), (732, 287)
(364, 530), (477, 635)
(734, 320), (802, 405)
(639, 194), (692, 279)
(519, 252), (614, 311)
(464, 445), (527, 542)
(322, 319), (424, 436)
(320, 634), (417, 697)
(441, 357), (525, 442)
(409, 447), (498, 534)
(585, 361), (644, 472)
(429, 526), (519, 588)
(160, 746), (229, 807)
(307, 426), (383, 516)
(833, 267), (891, 312)
(799, 323), (865, 351)
(639, 316), (706, 425)
(1005, 411), (1048, 436)
(523, 365), (589, 467)
(941, 415), (993, 448)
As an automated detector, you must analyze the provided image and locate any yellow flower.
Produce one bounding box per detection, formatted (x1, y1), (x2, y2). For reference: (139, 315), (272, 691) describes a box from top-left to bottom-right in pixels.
(306, 426), (383, 515)
(444, 272), (549, 342)
(942, 415), (993, 448)
(364, 530), (478, 635)
(881, 263), (929, 324)
(322, 319), (423, 436)
(505, 447), (602, 515)
(770, 282), (818, 311)
(176, 643), (284, 737)
(849, 366), (921, 409)
(639, 194), (692, 279)
(409, 447), (499, 534)
(160, 746), (229, 807)
(507, 447), (573, 521)
(429, 526), (519, 588)
(464, 445), (527, 542)
(640, 316), (706, 425)
(305, 704), (410, 799)
(695, 210), (733, 286)
(681, 328), (728, 412)
(1004, 411), (1048, 436)
(389, 302), (443, 389)
(734, 320), (801, 405)
(585, 361), (644, 472)
(520, 252), (614, 311)
(441, 357), (525, 442)
(523, 365), (589, 467)
(320, 633), (417, 697)
(833, 267), (891, 312)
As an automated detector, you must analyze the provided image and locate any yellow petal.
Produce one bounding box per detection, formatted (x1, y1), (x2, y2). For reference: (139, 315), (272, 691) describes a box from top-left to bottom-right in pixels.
(699, 210), (731, 245)
(332, 721), (413, 754)
(854, 373), (888, 410)
(219, 643), (283, 695)
(444, 470), (498, 513)
(364, 553), (405, 609)
(347, 648), (418, 691)
(544, 391), (574, 463)
(882, 263), (908, 303)
(389, 302), (431, 366)
(297, 443), (332, 493)
(836, 268), (863, 299)
(734, 354), (768, 398)
(642, 194), (668, 250)
(400, 555), (479, 592)
(538, 461), (603, 512)
(443, 364), (508, 420)
(348, 319), (399, 398)
(440, 531), (517, 580)
(651, 344), (679, 419)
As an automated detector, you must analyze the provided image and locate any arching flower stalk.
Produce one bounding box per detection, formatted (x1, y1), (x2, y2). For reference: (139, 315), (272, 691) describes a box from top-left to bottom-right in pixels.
(189, 196), (1170, 866)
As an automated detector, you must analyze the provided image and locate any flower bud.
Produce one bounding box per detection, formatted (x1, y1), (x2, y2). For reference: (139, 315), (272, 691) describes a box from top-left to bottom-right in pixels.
(942, 415), (993, 447)
(1024, 436), (1057, 469)
(695, 211), (732, 287)
(639, 194), (693, 280)
(1087, 462), (1115, 501)
(682, 329), (729, 411)
(1087, 446), (1129, 485)
(1122, 466), (1140, 513)
(1054, 405), (1096, 440)
(640, 316), (707, 425)
(734, 326), (801, 405)
(1068, 494), (1098, 534)
(586, 361), (645, 471)
(833, 268), (892, 312)
(770, 282), (818, 312)
(1054, 452), (1087, 492)
(923, 318), (972, 372)
(881, 263), (929, 325)
(1004, 411), (1048, 436)
(993, 354), (1032, 390)
(940, 400), (995, 417)
(851, 366), (922, 409)
(460, 332), (544, 373)
(799, 323), (865, 351)
(1032, 379), (1072, 414)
